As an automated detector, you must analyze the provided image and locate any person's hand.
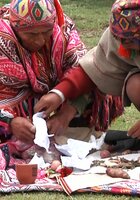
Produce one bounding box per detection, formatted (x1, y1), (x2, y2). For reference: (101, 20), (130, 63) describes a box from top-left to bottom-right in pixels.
(127, 120), (140, 139)
(34, 93), (62, 116)
(47, 103), (77, 135)
(10, 117), (36, 144)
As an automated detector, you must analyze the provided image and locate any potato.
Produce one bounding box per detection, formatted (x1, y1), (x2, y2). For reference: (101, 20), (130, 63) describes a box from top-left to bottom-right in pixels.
(50, 160), (61, 171)
(106, 167), (130, 179)
(100, 150), (111, 158)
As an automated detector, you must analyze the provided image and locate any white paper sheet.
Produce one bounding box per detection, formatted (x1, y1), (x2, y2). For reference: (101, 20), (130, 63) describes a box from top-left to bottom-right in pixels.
(61, 155), (92, 170)
(29, 153), (49, 169)
(30, 112), (53, 167)
(63, 173), (124, 192)
(33, 112), (51, 152)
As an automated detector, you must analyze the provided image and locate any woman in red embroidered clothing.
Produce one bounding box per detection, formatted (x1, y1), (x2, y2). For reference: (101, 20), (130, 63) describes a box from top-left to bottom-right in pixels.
(0, 0), (89, 168)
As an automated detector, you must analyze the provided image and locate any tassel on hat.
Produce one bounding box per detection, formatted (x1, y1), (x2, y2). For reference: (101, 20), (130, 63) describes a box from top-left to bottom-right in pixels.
(118, 43), (137, 59)
(118, 43), (131, 58)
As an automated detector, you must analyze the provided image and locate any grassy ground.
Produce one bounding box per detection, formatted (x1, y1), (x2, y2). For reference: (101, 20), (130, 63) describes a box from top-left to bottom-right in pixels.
(0, 0), (140, 199)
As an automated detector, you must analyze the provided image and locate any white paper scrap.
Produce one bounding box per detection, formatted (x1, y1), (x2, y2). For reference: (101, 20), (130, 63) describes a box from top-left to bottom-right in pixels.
(55, 138), (93, 159)
(29, 153), (50, 169)
(61, 155), (92, 170)
(33, 112), (50, 152)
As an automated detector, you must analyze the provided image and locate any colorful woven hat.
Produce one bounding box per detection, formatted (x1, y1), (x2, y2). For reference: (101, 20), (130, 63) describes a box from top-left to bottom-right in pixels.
(9, 0), (56, 30)
(110, 0), (140, 58)
(110, 0), (140, 40)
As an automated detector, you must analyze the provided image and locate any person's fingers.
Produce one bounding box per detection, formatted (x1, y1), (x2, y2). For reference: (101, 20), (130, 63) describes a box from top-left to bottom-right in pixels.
(17, 132), (34, 143)
(34, 93), (62, 114)
(55, 127), (64, 136)
(47, 120), (59, 135)
(130, 129), (140, 138)
(48, 125), (56, 135)
(30, 125), (36, 133)
(34, 102), (55, 117)
(128, 121), (140, 138)
(34, 100), (46, 113)
(25, 130), (35, 139)
(44, 106), (55, 117)
(34, 94), (52, 113)
(46, 119), (52, 129)
(127, 123), (138, 136)
(46, 121), (54, 134)
(48, 124), (64, 136)
(30, 132), (35, 140)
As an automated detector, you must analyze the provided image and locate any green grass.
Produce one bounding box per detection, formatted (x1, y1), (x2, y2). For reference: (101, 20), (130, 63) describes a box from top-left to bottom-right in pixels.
(1, 193), (140, 200)
(61, 0), (114, 49)
(0, 0), (140, 199)
(0, 0), (10, 5)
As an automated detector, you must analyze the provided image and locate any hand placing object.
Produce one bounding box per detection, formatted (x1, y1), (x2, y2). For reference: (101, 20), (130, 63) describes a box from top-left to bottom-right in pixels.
(34, 93), (63, 117)
(10, 117), (36, 144)
(46, 103), (77, 136)
(127, 120), (140, 139)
